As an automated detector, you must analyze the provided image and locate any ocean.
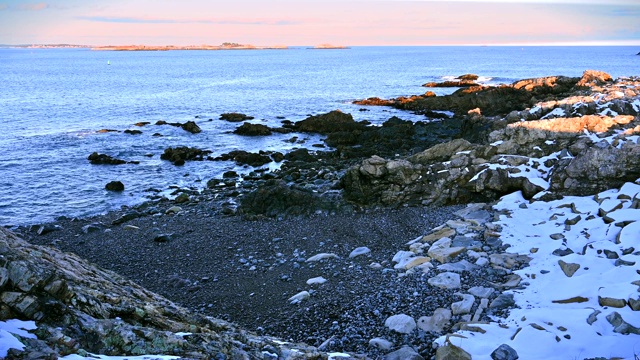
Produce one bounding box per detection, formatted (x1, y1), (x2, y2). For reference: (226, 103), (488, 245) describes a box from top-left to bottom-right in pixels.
(0, 46), (638, 226)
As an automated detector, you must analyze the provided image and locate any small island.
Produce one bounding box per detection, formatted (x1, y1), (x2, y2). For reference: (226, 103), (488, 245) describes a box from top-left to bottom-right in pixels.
(92, 42), (288, 51)
(310, 43), (349, 49)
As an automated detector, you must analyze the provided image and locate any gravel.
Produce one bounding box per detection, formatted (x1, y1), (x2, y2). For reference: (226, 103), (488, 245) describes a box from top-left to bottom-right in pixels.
(21, 200), (497, 358)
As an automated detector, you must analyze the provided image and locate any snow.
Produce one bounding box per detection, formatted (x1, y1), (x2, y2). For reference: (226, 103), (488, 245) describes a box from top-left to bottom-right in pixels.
(541, 107), (566, 119)
(436, 182), (640, 359)
(0, 320), (37, 357)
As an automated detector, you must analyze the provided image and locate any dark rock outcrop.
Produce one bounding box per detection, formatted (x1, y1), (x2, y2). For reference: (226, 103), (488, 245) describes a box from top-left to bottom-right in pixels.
(0, 227), (322, 359)
(233, 122), (272, 136)
(88, 152), (138, 165)
(239, 180), (342, 218)
(219, 113), (254, 122)
(155, 120), (202, 134)
(180, 120), (201, 134)
(105, 181), (125, 191)
(160, 146), (213, 166)
(290, 110), (367, 134)
(215, 150), (272, 167)
(422, 80), (479, 88)
(341, 72), (640, 208)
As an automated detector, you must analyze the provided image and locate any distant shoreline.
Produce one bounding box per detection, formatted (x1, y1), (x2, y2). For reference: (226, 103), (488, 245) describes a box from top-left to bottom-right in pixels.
(0, 43), (350, 51)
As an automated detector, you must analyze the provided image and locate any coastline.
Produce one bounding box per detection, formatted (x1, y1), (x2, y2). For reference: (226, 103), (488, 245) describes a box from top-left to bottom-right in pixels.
(3, 69), (640, 358)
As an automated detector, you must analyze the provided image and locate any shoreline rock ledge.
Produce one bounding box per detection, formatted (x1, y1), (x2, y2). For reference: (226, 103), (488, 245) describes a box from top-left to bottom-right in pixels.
(0, 227), (322, 359)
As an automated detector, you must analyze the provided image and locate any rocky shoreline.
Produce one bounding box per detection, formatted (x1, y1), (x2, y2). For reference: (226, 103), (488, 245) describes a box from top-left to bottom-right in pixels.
(2, 69), (640, 359)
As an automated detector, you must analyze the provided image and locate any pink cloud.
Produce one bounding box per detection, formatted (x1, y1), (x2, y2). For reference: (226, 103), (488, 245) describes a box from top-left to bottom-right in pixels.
(16, 2), (49, 11)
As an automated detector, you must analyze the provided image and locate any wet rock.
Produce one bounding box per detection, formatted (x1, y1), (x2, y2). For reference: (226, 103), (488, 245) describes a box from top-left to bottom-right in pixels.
(111, 211), (142, 225)
(215, 150), (272, 167)
(284, 148), (316, 162)
(87, 152), (126, 165)
(233, 122), (272, 136)
(161, 146), (212, 165)
(291, 110), (365, 134)
(384, 314), (416, 334)
(491, 344), (519, 360)
(105, 181), (124, 192)
(181, 120), (201, 134)
(220, 112), (254, 122)
(37, 224), (62, 236)
(239, 180), (340, 218)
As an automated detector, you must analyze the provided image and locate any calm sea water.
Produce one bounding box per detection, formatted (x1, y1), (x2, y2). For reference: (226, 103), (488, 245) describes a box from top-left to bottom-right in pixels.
(0, 46), (638, 226)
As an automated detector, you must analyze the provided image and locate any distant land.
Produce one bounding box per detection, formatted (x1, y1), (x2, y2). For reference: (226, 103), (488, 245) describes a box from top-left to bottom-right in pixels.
(0, 43), (349, 51)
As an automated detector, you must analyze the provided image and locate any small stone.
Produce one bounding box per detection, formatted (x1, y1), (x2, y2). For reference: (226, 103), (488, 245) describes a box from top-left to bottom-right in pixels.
(550, 233), (565, 240)
(421, 228), (456, 243)
(551, 248), (574, 257)
(558, 260), (580, 277)
(174, 193), (190, 203)
(288, 291), (310, 304)
(435, 343), (471, 360)
(615, 258), (636, 266)
(564, 215), (581, 226)
(81, 223), (102, 234)
(598, 296), (627, 308)
(384, 314), (416, 334)
(451, 294), (475, 315)
(603, 249), (619, 259)
(491, 344), (519, 360)
(385, 346), (424, 360)
(37, 224), (62, 236)
(490, 294), (515, 309)
(428, 272), (461, 289)
(165, 206), (182, 214)
(306, 277), (327, 286)
(438, 260), (478, 273)
(587, 309), (601, 325)
(405, 256), (432, 270)
(369, 338), (393, 350)
(417, 308), (452, 333)
(123, 225), (139, 230)
(468, 286), (494, 298)
(153, 233), (175, 242)
(552, 296), (589, 304)
(306, 253), (339, 262)
(628, 297), (640, 311)
(349, 246), (371, 258)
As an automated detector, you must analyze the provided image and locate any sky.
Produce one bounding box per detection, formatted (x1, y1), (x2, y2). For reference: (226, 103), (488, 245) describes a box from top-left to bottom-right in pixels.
(0, 0), (639, 46)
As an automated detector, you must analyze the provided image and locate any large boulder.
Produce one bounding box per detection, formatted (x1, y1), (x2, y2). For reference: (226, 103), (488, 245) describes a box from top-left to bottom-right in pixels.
(215, 150), (272, 166)
(550, 141), (640, 196)
(160, 146), (212, 165)
(0, 227), (321, 358)
(292, 110), (366, 134)
(239, 180), (341, 218)
(233, 122), (272, 136)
